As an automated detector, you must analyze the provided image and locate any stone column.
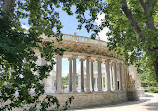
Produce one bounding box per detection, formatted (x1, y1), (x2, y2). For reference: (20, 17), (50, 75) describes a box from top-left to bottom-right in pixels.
(118, 63), (123, 90)
(90, 60), (94, 91)
(56, 56), (62, 93)
(95, 78), (97, 89)
(72, 56), (77, 92)
(110, 62), (113, 90)
(113, 61), (118, 91)
(97, 58), (102, 91)
(80, 58), (84, 92)
(105, 59), (111, 91)
(68, 57), (73, 92)
(86, 57), (90, 92)
(122, 64), (125, 91)
(124, 65), (128, 90)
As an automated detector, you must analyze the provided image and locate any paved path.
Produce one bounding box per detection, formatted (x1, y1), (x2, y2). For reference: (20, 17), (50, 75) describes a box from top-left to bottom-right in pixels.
(73, 93), (158, 111)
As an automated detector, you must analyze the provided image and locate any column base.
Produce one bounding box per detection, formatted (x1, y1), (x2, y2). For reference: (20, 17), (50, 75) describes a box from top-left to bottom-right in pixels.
(97, 90), (103, 93)
(112, 90), (120, 93)
(85, 91), (91, 93)
(106, 90), (112, 93)
(72, 90), (78, 94)
(56, 91), (62, 94)
(118, 90), (125, 92)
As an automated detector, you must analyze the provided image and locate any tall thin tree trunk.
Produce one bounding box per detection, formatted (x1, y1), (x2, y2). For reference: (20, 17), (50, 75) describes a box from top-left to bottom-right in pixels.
(153, 58), (158, 81)
(3, 0), (15, 17)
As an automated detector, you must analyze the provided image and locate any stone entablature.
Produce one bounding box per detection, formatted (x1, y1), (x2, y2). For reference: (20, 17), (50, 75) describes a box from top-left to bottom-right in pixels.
(41, 33), (122, 60)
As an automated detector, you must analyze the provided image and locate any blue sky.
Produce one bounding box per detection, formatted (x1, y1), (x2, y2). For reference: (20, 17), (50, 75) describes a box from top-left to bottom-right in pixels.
(20, 6), (93, 37)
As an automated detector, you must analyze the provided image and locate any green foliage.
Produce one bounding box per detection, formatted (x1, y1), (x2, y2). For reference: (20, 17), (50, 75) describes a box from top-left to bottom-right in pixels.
(139, 58), (158, 87)
(0, 0), (65, 110)
(62, 74), (69, 86)
(62, 96), (74, 110)
(144, 87), (158, 93)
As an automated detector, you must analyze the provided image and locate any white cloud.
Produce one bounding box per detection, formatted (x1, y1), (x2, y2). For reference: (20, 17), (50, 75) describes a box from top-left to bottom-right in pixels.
(95, 14), (109, 42)
(21, 24), (30, 30)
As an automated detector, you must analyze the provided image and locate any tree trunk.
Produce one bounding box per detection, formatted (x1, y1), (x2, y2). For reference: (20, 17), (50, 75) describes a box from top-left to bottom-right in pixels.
(3, 0), (15, 17)
(153, 58), (158, 81)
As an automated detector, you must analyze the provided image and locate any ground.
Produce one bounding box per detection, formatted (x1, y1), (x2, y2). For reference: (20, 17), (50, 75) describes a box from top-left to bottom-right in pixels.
(73, 93), (158, 111)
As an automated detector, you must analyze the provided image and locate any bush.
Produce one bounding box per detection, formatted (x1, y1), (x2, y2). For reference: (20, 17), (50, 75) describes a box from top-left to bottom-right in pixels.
(146, 87), (158, 93)
(144, 89), (149, 92)
(153, 90), (158, 93)
(148, 87), (156, 92)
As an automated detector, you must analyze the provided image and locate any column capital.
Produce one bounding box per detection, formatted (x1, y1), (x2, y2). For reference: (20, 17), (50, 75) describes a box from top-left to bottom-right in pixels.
(79, 58), (85, 61)
(90, 59), (95, 63)
(72, 55), (78, 59)
(117, 62), (122, 65)
(85, 56), (91, 59)
(96, 58), (102, 62)
(104, 59), (111, 64)
(55, 55), (62, 59)
(68, 57), (73, 61)
(110, 60), (117, 65)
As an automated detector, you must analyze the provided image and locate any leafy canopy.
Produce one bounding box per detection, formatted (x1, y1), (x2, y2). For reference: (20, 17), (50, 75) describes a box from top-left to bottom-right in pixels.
(0, 0), (66, 110)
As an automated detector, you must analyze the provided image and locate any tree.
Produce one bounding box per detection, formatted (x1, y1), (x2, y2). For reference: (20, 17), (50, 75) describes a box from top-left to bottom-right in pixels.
(139, 58), (158, 87)
(0, 0), (66, 110)
(58, 0), (158, 81)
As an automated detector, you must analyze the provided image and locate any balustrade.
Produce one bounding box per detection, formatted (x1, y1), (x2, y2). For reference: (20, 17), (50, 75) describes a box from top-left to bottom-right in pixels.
(59, 34), (107, 47)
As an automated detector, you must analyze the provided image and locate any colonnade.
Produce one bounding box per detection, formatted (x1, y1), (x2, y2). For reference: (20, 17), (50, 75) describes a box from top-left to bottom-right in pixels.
(55, 55), (125, 93)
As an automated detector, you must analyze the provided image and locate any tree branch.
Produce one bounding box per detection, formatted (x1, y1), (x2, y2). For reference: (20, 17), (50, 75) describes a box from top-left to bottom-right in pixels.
(144, 0), (156, 29)
(3, 0), (15, 17)
(121, 0), (144, 42)
(139, 0), (146, 10)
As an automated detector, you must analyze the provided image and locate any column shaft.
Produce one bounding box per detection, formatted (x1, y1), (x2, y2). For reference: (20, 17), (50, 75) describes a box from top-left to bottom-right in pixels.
(119, 63), (123, 90)
(56, 56), (62, 93)
(80, 59), (84, 92)
(68, 58), (72, 92)
(110, 63), (113, 90)
(91, 61), (94, 91)
(95, 78), (97, 89)
(72, 57), (77, 92)
(113, 62), (118, 91)
(105, 60), (111, 91)
(86, 57), (90, 92)
(98, 60), (102, 91)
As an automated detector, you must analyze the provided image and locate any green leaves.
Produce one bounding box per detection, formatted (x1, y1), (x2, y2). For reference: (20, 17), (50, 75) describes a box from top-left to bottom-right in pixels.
(0, 1), (66, 110)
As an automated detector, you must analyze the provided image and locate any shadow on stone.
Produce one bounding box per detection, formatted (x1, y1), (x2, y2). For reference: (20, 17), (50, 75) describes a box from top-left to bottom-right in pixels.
(145, 102), (158, 111)
(73, 97), (150, 110)
(144, 94), (154, 97)
(127, 91), (139, 101)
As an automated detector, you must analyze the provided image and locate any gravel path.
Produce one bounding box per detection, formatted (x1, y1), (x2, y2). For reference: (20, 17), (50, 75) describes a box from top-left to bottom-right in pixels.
(73, 93), (158, 111)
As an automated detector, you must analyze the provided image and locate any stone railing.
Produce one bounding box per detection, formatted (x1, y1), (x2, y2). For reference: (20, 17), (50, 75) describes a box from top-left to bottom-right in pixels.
(62, 34), (107, 47)
(41, 33), (107, 47)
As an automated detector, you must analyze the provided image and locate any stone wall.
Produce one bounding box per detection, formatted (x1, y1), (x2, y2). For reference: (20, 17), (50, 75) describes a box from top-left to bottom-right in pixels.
(44, 91), (128, 110)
